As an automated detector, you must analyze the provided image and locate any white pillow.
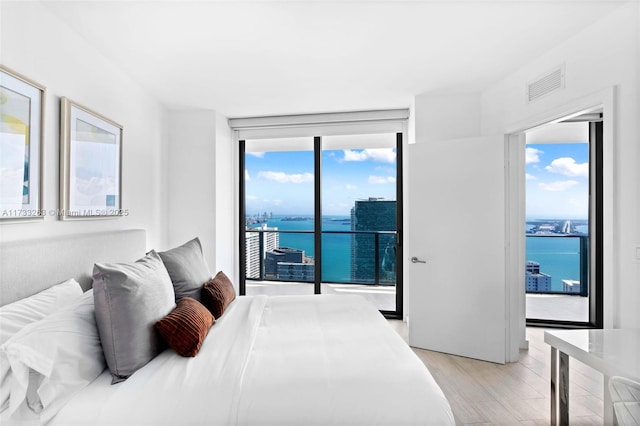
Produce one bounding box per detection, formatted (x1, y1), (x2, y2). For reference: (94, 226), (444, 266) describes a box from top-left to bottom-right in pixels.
(0, 279), (83, 412)
(1, 290), (106, 423)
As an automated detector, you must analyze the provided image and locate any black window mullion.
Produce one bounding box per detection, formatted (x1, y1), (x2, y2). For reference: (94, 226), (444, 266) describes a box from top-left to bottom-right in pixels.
(591, 121), (604, 328)
(239, 140), (247, 295)
(314, 136), (322, 295)
(395, 132), (404, 319)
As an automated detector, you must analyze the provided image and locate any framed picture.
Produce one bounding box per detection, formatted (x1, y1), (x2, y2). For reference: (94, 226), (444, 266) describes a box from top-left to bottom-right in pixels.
(60, 97), (123, 219)
(0, 65), (45, 220)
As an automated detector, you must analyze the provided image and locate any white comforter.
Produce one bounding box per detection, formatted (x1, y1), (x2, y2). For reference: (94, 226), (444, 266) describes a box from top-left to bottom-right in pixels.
(50, 295), (454, 426)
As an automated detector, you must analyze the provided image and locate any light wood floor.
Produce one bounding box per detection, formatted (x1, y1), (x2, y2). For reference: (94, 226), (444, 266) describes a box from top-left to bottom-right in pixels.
(389, 322), (604, 425)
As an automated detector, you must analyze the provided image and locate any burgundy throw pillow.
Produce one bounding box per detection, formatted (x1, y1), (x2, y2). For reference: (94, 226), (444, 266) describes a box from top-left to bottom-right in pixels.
(201, 271), (236, 319)
(155, 297), (214, 357)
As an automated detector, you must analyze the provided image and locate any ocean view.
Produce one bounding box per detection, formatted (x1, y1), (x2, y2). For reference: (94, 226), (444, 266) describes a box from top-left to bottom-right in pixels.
(250, 215), (353, 282)
(250, 216), (584, 290)
(526, 236), (581, 291)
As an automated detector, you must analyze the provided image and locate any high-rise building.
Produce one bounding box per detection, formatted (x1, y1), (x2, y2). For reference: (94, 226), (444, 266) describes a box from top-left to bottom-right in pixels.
(245, 232), (261, 279)
(350, 198), (396, 284)
(245, 224), (279, 279)
(525, 261), (552, 292)
(265, 247), (314, 281)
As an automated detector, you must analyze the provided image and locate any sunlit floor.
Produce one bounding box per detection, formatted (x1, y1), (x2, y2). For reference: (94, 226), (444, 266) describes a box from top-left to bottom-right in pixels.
(246, 282), (590, 321)
(526, 293), (589, 322)
(389, 323), (604, 425)
(245, 281), (397, 311)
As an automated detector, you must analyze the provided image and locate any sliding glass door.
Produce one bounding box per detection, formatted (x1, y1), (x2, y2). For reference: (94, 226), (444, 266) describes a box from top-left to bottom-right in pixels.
(319, 133), (400, 314)
(242, 137), (315, 296)
(239, 132), (403, 317)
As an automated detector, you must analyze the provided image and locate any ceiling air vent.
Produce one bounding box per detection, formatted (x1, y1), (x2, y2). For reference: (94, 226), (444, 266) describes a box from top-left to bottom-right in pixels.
(527, 65), (564, 102)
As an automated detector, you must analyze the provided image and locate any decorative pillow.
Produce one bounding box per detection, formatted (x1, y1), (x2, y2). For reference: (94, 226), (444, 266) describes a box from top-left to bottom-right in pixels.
(201, 271), (236, 319)
(0, 279), (83, 412)
(155, 297), (214, 357)
(93, 251), (175, 384)
(1, 290), (105, 423)
(158, 238), (212, 302)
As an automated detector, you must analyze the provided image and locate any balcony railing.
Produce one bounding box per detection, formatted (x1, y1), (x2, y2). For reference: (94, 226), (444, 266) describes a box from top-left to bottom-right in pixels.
(245, 228), (397, 285)
(525, 234), (589, 297)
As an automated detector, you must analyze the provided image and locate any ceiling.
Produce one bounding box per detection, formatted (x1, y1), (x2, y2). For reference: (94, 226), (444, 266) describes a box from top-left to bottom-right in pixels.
(41, 0), (627, 118)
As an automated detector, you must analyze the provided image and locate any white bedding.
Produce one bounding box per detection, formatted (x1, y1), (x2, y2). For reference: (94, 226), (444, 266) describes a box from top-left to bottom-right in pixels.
(49, 295), (454, 426)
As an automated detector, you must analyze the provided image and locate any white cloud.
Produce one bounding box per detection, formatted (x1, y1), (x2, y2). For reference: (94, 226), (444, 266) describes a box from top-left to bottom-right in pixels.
(538, 180), (579, 192)
(245, 170), (250, 180)
(246, 194), (258, 200)
(526, 147), (543, 164)
(368, 175), (396, 184)
(345, 184), (357, 190)
(247, 152), (265, 158)
(343, 148), (396, 163)
(545, 157), (588, 178)
(257, 171), (313, 183)
(525, 173), (537, 180)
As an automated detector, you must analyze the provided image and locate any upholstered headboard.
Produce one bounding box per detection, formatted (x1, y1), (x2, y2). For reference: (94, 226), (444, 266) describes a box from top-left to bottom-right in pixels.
(0, 229), (146, 306)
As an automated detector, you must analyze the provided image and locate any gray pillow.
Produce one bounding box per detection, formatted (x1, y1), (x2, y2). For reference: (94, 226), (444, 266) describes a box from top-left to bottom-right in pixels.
(93, 251), (175, 384)
(158, 238), (212, 302)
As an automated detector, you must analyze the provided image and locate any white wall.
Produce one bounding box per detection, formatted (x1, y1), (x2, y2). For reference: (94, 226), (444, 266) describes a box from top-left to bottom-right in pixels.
(413, 93), (481, 144)
(213, 113), (236, 281)
(481, 2), (640, 328)
(166, 111), (235, 290)
(0, 1), (169, 251)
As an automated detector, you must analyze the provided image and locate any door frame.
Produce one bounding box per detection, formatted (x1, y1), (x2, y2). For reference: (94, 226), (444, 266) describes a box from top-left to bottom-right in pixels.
(505, 87), (616, 340)
(236, 124), (406, 318)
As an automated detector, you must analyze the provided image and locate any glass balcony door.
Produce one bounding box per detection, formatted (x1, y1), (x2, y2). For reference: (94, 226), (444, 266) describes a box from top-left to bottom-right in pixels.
(242, 137), (316, 296)
(239, 132), (403, 318)
(320, 133), (401, 315)
(524, 117), (603, 326)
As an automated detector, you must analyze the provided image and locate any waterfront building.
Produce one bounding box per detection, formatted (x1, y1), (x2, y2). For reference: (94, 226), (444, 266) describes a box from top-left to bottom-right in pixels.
(277, 262), (315, 281)
(525, 261), (552, 292)
(350, 198), (396, 284)
(245, 224), (279, 278)
(265, 247), (314, 281)
(245, 232), (261, 278)
(562, 279), (581, 294)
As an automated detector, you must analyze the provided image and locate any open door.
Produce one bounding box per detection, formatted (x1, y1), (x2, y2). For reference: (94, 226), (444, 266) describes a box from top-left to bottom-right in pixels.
(407, 136), (506, 364)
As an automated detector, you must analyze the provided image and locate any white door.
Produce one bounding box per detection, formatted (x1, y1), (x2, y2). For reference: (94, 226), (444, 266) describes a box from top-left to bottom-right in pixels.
(407, 136), (506, 364)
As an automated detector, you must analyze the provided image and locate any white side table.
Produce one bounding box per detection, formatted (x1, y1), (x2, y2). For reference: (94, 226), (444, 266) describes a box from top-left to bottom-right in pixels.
(544, 329), (640, 425)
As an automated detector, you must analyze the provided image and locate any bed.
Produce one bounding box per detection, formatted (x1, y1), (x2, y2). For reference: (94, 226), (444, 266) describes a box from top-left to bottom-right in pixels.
(0, 230), (454, 425)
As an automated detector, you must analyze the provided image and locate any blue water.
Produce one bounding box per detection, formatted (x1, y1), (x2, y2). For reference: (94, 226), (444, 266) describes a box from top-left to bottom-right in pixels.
(253, 216), (583, 288)
(526, 236), (581, 291)
(252, 216), (352, 282)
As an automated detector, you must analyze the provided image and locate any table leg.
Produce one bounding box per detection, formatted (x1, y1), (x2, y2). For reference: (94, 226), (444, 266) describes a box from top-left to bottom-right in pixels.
(559, 351), (569, 425)
(550, 347), (570, 425)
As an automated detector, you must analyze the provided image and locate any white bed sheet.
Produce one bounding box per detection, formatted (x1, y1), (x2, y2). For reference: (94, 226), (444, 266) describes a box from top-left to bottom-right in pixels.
(49, 295), (454, 426)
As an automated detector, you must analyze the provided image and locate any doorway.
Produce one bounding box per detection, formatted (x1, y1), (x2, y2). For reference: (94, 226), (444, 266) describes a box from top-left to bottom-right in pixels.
(239, 132), (404, 318)
(523, 113), (603, 328)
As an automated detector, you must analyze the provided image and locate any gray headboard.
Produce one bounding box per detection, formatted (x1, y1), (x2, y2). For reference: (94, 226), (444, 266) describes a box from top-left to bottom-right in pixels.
(0, 229), (146, 306)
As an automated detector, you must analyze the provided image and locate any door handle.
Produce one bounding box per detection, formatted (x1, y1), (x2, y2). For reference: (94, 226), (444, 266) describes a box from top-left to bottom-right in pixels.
(410, 256), (426, 264)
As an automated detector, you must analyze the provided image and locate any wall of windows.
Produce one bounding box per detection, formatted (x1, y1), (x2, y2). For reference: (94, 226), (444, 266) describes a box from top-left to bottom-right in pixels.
(233, 110), (406, 317)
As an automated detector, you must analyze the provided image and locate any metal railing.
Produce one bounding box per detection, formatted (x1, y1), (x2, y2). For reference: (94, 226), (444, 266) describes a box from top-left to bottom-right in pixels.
(525, 234), (589, 297)
(245, 228), (397, 285)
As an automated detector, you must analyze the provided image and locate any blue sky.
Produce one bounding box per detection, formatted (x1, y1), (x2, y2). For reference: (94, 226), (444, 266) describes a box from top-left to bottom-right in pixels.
(526, 142), (589, 220)
(245, 148), (396, 216)
(245, 142), (588, 219)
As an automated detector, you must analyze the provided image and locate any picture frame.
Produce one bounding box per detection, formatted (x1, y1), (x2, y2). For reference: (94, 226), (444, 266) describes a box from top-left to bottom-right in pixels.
(0, 65), (45, 221)
(60, 97), (123, 220)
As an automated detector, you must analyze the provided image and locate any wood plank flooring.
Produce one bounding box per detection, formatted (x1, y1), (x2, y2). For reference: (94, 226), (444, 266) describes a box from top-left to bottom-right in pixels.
(389, 322), (604, 425)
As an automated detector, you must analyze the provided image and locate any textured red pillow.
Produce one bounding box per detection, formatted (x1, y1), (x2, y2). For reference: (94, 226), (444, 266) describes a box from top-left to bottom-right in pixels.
(155, 297), (214, 357)
(201, 271), (236, 319)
